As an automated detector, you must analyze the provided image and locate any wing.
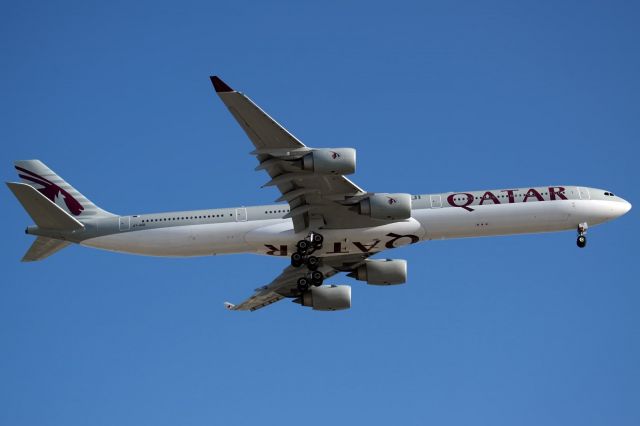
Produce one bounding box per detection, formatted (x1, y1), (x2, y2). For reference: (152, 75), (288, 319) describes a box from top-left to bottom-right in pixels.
(225, 253), (370, 311)
(211, 76), (373, 232)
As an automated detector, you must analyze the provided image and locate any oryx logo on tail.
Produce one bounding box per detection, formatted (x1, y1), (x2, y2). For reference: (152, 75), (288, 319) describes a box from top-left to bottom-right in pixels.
(15, 166), (84, 216)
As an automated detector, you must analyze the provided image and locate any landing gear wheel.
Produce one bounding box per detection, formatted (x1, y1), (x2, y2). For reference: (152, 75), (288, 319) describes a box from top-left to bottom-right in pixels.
(291, 252), (304, 267)
(297, 277), (310, 292)
(306, 255), (320, 271)
(296, 240), (311, 254)
(311, 233), (323, 249)
(577, 235), (587, 248)
(309, 270), (324, 286)
(576, 223), (588, 249)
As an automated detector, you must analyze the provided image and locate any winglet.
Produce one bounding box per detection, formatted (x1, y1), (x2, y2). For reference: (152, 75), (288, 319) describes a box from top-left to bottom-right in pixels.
(224, 301), (237, 311)
(210, 76), (234, 93)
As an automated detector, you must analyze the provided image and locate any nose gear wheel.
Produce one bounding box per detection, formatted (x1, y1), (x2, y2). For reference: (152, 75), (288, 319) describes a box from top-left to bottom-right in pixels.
(576, 222), (588, 248)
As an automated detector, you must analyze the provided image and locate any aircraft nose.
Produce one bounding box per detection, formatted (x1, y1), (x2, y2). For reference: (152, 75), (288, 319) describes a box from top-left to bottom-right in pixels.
(621, 200), (632, 215)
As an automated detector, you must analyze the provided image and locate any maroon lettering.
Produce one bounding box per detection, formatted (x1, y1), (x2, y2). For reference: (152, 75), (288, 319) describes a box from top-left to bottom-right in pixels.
(548, 186), (567, 200)
(327, 242), (348, 254)
(264, 244), (288, 256)
(353, 240), (381, 253)
(479, 191), (500, 205)
(523, 188), (544, 202)
(446, 193), (475, 211)
(385, 232), (419, 249)
(500, 189), (517, 203)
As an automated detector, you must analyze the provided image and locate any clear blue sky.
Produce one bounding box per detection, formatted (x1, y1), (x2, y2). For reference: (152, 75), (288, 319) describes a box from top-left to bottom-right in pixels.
(1, 1), (638, 425)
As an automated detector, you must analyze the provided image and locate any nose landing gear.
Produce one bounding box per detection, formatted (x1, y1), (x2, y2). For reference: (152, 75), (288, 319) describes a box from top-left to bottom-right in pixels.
(577, 222), (588, 248)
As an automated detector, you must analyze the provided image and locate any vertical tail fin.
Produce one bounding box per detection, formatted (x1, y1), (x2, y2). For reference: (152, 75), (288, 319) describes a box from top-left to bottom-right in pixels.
(13, 160), (114, 220)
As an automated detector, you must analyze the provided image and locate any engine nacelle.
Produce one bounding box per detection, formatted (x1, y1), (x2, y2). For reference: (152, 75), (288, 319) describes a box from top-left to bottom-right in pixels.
(298, 285), (351, 311)
(302, 148), (356, 175)
(349, 259), (407, 285)
(359, 193), (411, 220)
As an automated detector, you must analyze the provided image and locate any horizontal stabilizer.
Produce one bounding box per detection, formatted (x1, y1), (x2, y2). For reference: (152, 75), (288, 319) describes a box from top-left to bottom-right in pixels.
(22, 237), (71, 262)
(6, 182), (84, 230)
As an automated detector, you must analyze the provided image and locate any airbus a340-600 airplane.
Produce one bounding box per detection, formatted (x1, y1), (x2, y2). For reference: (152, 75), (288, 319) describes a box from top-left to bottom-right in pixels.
(7, 76), (632, 312)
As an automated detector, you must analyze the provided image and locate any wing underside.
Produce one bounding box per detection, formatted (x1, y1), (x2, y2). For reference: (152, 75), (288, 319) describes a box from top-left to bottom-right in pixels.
(225, 253), (370, 311)
(211, 76), (374, 232)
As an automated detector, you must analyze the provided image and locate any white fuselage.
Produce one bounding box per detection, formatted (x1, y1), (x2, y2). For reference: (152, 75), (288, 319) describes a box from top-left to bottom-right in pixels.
(80, 186), (631, 259)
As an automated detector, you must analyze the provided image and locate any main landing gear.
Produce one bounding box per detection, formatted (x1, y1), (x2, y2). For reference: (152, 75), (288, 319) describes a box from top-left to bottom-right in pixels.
(577, 222), (588, 248)
(292, 232), (325, 292)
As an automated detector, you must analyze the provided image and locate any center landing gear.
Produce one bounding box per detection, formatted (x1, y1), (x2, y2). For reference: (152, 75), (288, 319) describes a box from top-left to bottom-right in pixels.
(577, 222), (588, 248)
(290, 232), (323, 267)
(293, 232), (325, 292)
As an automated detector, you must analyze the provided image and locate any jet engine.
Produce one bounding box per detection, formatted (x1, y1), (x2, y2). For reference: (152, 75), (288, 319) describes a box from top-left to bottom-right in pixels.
(348, 259), (407, 285)
(359, 193), (411, 220)
(302, 148), (356, 175)
(295, 285), (351, 311)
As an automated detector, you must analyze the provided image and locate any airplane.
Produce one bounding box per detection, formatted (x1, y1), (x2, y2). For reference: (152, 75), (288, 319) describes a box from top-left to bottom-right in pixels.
(7, 76), (632, 312)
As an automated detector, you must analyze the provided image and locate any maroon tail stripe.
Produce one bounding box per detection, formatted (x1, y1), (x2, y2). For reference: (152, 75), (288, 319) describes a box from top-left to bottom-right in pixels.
(15, 166), (55, 185)
(18, 174), (50, 187)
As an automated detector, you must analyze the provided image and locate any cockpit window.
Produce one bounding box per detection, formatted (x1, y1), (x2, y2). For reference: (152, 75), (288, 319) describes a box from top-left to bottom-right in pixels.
(604, 192), (615, 197)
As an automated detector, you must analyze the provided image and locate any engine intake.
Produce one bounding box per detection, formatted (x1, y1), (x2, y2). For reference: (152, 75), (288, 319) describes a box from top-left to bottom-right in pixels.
(348, 259), (407, 285)
(296, 285), (351, 311)
(302, 148), (356, 175)
(359, 193), (411, 220)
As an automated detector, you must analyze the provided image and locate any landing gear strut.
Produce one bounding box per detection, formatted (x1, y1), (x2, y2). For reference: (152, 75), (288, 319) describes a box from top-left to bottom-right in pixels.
(577, 222), (588, 248)
(293, 232), (325, 292)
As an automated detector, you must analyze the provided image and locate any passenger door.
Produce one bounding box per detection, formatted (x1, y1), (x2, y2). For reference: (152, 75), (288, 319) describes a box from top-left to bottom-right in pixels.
(119, 216), (130, 231)
(236, 208), (247, 222)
